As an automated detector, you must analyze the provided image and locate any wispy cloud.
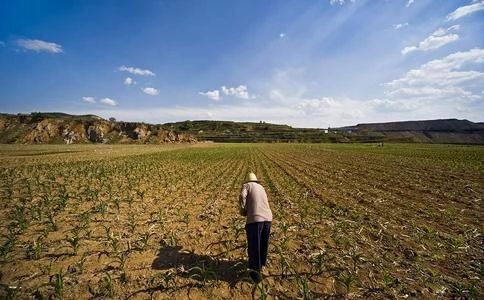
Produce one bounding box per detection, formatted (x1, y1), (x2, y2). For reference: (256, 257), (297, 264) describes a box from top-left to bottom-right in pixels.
(119, 65), (155, 76)
(393, 22), (409, 30)
(447, 0), (484, 21)
(16, 39), (63, 53)
(142, 87), (159, 96)
(329, 0), (355, 5)
(402, 25), (459, 55)
(124, 77), (135, 86)
(406, 0), (415, 8)
(82, 96), (118, 106)
(257, 49), (484, 126)
(199, 89), (220, 101)
(82, 96), (96, 104)
(0, 41), (5, 47)
(279, 33), (286, 38)
(99, 98), (118, 106)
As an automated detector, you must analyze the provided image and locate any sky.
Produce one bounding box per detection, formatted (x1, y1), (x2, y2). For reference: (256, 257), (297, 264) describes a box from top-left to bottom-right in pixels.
(0, 0), (483, 128)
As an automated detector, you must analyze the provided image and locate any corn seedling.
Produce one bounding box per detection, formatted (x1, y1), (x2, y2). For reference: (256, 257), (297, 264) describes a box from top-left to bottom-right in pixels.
(68, 253), (88, 274)
(50, 270), (64, 299)
(110, 248), (131, 271)
(256, 280), (270, 300)
(336, 271), (357, 295)
(46, 212), (58, 232)
(136, 225), (156, 250)
(100, 272), (114, 297)
(26, 235), (45, 260)
(127, 213), (137, 234)
(13, 205), (29, 232)
(276, 245), (292, 278)
(298, 275), (313, 300)
(188, 262), (217, 286)
(0, 228), (17, 259)
(65, 232), (81, 256)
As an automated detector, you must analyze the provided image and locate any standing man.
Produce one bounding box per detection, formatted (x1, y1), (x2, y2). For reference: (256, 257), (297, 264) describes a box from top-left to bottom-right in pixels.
(239, 172), (273, 283)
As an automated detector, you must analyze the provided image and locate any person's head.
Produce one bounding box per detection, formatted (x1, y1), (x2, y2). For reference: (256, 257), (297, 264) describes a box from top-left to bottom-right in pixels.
(246, 172), (258, 183)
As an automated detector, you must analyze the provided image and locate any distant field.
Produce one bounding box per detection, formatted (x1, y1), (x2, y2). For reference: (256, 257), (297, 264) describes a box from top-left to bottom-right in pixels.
(0, 143), (482, 299)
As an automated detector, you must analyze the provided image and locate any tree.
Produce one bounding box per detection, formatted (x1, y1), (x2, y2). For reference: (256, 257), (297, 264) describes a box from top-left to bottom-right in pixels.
(109, 117), (116, 122)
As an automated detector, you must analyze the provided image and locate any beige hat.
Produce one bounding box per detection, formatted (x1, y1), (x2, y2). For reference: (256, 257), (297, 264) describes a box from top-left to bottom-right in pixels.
(246, 172), (258, 182)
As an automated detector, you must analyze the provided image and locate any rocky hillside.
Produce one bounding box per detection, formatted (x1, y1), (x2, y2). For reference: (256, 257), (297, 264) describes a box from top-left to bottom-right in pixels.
(0, 113), (196, 144)
(341, 119), (484, 144)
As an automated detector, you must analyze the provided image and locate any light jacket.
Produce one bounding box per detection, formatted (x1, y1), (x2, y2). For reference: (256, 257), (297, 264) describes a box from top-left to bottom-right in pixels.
(239, 181), (273, 224)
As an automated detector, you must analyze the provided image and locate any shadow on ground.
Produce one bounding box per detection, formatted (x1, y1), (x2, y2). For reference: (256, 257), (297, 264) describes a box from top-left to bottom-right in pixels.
(151, 242), (248, 288)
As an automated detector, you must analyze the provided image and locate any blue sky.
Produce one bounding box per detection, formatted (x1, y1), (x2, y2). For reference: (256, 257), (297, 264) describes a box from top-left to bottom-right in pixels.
(0, 0), (483, 127)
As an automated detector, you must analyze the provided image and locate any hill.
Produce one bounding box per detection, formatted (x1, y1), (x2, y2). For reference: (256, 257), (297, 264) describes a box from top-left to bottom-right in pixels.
(339, 119), (484, 144)
(162, 120), (329, 143)
(0, 113), (196, 144)
(0, 113), (483, 144)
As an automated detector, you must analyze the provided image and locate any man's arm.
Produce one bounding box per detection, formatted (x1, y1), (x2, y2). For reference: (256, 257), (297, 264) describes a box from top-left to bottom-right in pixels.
(239, 184), (248, 216)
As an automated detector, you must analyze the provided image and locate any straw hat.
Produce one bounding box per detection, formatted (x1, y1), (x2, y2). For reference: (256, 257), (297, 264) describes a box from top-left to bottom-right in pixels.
(246, 172), (259, 182)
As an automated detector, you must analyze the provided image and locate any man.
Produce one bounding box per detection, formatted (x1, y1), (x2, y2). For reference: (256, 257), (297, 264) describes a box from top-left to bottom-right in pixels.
(239, 172), (273, 283)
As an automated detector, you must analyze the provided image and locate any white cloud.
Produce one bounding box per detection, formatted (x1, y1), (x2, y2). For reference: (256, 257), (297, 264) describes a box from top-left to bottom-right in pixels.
(124, 77), (135, 86)
(16, 39), (63, 53)
(402, 25), (459, 55)
(99, 98), (118, 106)
(447, 0), (484, 21)
(406, 0), (415, 8)
(329, 0), (355, 5)
(279, 33), (286, 38)
(142, 87), (159, 96)
(385, 48), (484, 112)
(199, 89), (220, 101)
(390, 48), (484, 87)
(199, 85), (255, 101)
(221, 85), (255, 99)
(119, 65), (155, 76)
(82, 96), (96, 104)
(393, 22), (409, 30)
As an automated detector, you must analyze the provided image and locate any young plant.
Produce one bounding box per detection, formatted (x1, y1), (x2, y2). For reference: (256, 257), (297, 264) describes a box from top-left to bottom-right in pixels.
(188, 262), (217, 286)
(127, 213), (137, 234)
(136, 225), (156, 251)
(298, 275), (313, 300)
(336, 271), (357, 295)
(100, 272), (114, 297)
(275, 245), (291, 278)
(46, 212), (58, 232)
(66, 231), (81, 256)
(50, 270), (64, 299)
(26, 235), (45, 260)
(68, 253), (88, 274)
(256, 280), (271, 300)
(13, 205), (29, 232)
(112, 249), (130, 271)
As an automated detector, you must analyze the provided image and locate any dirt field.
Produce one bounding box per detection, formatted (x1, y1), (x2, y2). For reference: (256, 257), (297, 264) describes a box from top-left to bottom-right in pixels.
(0, 143), (482, 299)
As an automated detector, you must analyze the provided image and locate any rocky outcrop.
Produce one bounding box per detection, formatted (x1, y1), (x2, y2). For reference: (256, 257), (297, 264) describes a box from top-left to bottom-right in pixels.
(0, 113), (197, 144)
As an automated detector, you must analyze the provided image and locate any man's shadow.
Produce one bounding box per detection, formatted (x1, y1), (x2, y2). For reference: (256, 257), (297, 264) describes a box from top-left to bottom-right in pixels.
(151, 241), (248, 288)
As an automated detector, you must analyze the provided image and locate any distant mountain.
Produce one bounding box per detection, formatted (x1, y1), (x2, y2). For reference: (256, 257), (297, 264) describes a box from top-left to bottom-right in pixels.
(337, 119), (484, 144)
(0, 113), (483, 144)
(354, 119), (484, 132)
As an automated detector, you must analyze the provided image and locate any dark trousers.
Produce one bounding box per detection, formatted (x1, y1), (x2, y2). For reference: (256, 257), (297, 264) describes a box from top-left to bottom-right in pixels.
(245, 221), (271, 282)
